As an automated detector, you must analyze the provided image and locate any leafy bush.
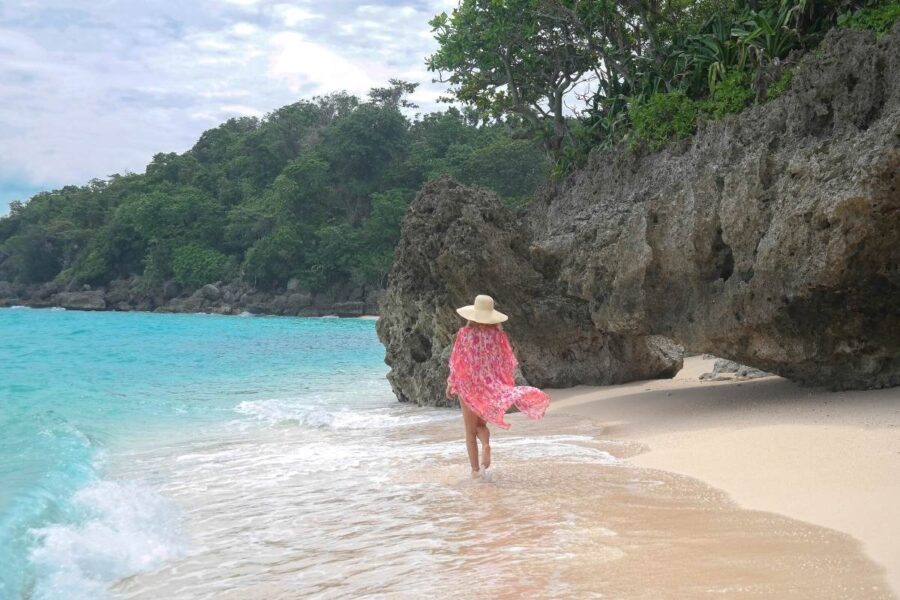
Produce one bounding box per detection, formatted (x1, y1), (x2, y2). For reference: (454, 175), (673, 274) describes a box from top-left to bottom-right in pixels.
(837, 1), (900, 33)
(766, 68), (794, 100)
(629, 92), (700, 150)
(172, 243), (233, 289)
(702, 70), (756, 118)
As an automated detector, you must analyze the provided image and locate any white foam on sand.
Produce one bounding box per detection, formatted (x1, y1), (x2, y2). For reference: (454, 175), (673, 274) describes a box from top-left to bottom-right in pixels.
(233, 399), (456, 430)
(28, 480), (186, 600)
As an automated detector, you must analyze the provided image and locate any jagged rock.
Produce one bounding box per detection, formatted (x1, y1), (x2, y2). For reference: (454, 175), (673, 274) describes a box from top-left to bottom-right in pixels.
(312, 289), (336, 308)
(0, 281), (13, 298)
(333, 301), (365, 316)
(522, 27), (900, 391)
(700, 358), (773, 381)
(134, 298), (156, 312)
(53, 291), (106, 311)
(713, 359), (772, 379)
(376, 179), (684, 407)
(286, 292), (312, 310)
(162, 280), (181, 300)
(35, 282), (61, 300)
(286, 278), (302, 292)
(199, 284), (221, 302)
(106, 279), (132, 304)
(380, 27), (900, 398)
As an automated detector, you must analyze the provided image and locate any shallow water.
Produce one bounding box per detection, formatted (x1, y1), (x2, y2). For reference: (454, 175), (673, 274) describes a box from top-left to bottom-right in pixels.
(1, 309), (893, 599)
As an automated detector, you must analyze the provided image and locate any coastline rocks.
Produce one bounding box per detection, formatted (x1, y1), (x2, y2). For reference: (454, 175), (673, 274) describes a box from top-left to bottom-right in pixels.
(333, 301), (365, 317)
(376, 179), (684, 408)
(53, 290), (106, 311)
(162, 280), (181, 300)
(0, 277), (382, 318)
(199, 284), (222, 302)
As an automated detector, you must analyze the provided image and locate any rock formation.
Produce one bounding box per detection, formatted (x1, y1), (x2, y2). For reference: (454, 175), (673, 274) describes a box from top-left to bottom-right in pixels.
(378, 26), (900, 403)
(700, 359), (772, 382)
(0, 278), (383, 317)
(376, 179), (683, 407)
(54, 291), (106, 311)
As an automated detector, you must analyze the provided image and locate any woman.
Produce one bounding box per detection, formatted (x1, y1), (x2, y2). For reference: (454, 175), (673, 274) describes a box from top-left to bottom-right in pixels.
(445, 294), (550, 478)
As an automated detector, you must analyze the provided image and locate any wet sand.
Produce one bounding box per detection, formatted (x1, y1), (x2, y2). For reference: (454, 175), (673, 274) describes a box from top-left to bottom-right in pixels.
(548, 356), (900, 596)
(116, 405), (894, 598)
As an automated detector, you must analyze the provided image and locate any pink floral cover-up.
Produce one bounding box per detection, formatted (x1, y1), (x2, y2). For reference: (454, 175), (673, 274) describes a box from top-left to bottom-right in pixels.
(447, 325), (550, 429)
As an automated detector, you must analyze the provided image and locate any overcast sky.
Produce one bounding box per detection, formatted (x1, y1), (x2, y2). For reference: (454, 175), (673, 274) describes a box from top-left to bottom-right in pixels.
(0, 0), (457, 214)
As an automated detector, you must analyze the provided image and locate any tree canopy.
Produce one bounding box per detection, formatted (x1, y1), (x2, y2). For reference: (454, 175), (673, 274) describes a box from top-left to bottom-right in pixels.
(427, 0), (896, 167)
(0, 83), (548, 292)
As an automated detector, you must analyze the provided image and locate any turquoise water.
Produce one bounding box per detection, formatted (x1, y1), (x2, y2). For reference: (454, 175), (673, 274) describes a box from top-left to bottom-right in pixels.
(0, 308), (394, 598)
(3, 309), (886, 599)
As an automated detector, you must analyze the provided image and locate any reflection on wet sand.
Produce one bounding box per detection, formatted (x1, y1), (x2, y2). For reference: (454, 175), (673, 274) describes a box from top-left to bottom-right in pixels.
(116, 411), (893, 599)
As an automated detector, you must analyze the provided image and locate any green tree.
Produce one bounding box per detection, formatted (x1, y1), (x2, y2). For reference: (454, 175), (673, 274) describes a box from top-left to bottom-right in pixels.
(172, 243), (234, 289)
(427, 0), (596, 156)
(0, 82), (549, 293)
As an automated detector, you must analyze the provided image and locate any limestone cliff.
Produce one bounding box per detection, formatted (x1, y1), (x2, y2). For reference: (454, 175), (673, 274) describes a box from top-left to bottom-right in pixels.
(378, 26), (900, 405)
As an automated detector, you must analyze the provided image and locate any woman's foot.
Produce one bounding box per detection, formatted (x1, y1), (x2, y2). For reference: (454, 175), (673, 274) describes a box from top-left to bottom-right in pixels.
(481, 444), (491, 470)
(471, 468), (482, 479)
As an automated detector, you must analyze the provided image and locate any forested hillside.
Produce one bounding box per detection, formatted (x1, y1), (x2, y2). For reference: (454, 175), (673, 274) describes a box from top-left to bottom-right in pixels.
(0, 82), (547, 295)
(2, 0), (896, 308)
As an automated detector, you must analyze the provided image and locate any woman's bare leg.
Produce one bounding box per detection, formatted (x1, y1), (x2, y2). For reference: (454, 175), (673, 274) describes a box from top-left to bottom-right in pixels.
(476, 420), (491, 469)
(460, 401), (480, 474)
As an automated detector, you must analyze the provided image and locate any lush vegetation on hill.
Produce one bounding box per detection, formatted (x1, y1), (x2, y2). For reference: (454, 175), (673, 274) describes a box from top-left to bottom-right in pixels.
(0, 83), (547, 290)
(3, 0), (897, 295)
(428, 0), (899, 170)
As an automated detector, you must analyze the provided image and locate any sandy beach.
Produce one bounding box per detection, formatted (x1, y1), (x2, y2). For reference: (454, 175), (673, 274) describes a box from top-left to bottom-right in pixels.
(547, 356), (900, 595)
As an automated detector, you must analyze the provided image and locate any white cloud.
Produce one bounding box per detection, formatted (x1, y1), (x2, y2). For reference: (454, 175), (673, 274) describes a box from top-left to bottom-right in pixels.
(221, 0), (264, 7)
(272, 4), (319, 26)
(219, 104), (264, 117)
(230, 22), (260, 36)
(0, 0), (454, 211)
(268, 31), (383, 95)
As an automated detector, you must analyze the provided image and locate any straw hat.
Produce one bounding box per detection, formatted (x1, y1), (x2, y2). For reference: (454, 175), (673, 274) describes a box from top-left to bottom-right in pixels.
(456, 294), (508, 324)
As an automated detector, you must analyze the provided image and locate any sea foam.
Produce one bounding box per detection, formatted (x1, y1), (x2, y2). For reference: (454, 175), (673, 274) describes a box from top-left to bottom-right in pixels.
(29, 480), (185, 600)
(234, 398), (455, 430)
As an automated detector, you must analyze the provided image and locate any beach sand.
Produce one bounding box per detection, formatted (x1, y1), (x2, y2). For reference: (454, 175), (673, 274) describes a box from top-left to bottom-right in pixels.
(113, 356), (898, 598)
(547, 356), (900, 594)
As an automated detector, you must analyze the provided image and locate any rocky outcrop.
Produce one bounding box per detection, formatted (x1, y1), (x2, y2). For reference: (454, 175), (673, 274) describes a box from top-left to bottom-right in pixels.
(379, 26), (900, 399)
(0, 278), (383, 317)
(53, 290), (106, 311)
(376, 179), (683, 407)
(700, 359), (772, 382)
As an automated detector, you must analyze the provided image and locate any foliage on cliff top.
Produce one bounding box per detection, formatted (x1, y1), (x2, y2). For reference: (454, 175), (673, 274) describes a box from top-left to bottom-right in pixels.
(0, 83), (548, 291)
(428, 0), (895, 170)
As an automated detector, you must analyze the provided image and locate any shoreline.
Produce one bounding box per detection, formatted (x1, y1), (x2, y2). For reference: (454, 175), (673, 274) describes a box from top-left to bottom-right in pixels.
(0, 304), (380, 319)
(545, 356), (900, 595)
(0, 279), (384, 318)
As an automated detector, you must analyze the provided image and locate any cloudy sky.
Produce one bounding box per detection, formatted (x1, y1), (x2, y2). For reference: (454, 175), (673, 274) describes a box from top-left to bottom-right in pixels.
(0, 0), (457, 214)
